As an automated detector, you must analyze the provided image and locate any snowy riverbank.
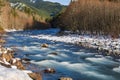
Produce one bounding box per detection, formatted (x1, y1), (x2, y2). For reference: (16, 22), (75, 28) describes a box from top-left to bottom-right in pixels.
(30, 29), (120, 57)
(0, 65), (32, 80)
(4, 29), (120, 80)
(0, 38), (42, 80)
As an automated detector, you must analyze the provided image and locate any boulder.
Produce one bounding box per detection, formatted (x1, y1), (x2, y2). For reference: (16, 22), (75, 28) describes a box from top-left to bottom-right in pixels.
(49, 52), (58, 55)
(41, 43), (48, 48)
(0, 39), (6, 43)
(0, 53), (13, 62)
(22, 58), (31, 64)
(0, 62), (11, 68)
(44, 68), (56, 73)
(58, 77), (73, 80)
(12, 60), (25, 70)
(28, 73), (42, 80)
(22, 58), (31, 61)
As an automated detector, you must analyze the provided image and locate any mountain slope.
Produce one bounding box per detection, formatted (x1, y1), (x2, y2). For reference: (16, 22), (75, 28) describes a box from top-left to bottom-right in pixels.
(0, 0), (50, 30)
(9, 0), (66, 18)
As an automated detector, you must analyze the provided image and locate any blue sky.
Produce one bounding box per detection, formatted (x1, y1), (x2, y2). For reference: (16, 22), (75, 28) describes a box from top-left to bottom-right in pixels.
(43, 0), (71, 5)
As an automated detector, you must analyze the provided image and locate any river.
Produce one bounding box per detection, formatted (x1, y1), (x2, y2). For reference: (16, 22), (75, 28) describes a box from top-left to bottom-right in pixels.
(4, 29), (120, 80)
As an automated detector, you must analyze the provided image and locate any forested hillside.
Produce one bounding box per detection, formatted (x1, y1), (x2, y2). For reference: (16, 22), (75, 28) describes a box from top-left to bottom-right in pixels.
(0, 0), (51, 30)
(9, 0), (66, 18)
(55, 0), (120, 38)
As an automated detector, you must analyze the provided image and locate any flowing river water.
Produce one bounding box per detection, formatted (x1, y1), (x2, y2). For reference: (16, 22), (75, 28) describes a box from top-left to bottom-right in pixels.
(4, 29), (120, 80)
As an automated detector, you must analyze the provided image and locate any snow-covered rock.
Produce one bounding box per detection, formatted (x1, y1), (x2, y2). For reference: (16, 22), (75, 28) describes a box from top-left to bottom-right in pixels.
(0, 65), (32, 80)
(28, 72), (42, 80)
(59, 77), (73, 80)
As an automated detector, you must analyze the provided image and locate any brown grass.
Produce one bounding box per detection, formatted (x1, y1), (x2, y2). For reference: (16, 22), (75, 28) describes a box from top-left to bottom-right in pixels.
(59, 0), (120, 38)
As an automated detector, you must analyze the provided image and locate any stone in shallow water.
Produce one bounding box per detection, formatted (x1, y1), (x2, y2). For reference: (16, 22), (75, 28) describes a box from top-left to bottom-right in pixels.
(12, 60), (25, 70)
(49, 52), (58, 55)
(41, 43), (49, 48)
(22, 58), (31, 61)
(22, 58), (31, 64)
(44, 68), (56, 73)
(0, 39), (6, 43)
(0, 53), (13, 62)
(28, 73), (42, 80)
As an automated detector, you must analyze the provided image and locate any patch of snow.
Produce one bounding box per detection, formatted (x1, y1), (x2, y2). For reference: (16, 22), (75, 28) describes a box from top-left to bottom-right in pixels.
(11, 65), (17, 69)
(6, 48), (13, 51)
(3, 50), (7, 54)
(4, 29), (23, 32)
(0, 65), (32, 80)
(12, 59), (17, 64)
(15, 58), (21, 61)
(3, 58), (10, 65)
(22, 70), (33, 74)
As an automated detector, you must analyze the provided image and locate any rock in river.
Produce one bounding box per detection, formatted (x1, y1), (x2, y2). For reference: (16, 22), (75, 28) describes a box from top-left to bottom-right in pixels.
(0, 52), (13, 62)
(28, 72), (42, 80)
(49, 52), (58, 55)
(12, 60), (25, 70)
(41, 43), (49, 48)
(44, 68), (56, 73)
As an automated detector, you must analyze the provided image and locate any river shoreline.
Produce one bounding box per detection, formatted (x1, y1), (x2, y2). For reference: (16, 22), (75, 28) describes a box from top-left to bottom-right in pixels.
(30, 29), (120, 59)
(3, 29), (120, 80)
(0, 32), (42, 80)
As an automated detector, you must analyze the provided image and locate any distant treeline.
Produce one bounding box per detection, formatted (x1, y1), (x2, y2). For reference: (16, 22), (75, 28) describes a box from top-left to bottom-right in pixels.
(52, 0), (120, 38)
